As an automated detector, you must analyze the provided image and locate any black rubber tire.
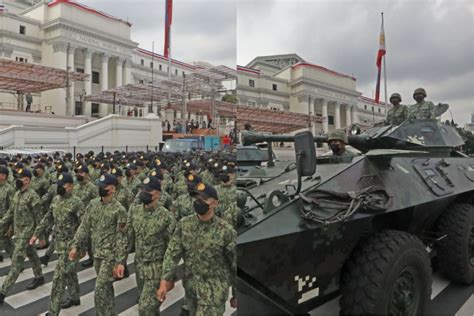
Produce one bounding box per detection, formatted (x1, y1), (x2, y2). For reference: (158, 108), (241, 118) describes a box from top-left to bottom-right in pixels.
(436, 203), (474, 284)
(340, 230), (432, 315)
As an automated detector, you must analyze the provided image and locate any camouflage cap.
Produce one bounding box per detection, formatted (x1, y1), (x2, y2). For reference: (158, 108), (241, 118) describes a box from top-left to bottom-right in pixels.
(328, 129), (348, 144)
(413, 87), (427, 98)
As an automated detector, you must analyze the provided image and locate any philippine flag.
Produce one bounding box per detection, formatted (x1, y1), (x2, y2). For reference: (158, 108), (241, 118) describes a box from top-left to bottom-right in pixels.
(375, 18), (386, 104)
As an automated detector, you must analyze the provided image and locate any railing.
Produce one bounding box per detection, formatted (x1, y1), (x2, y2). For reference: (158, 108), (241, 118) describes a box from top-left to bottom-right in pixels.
(1, 145), (163, 156)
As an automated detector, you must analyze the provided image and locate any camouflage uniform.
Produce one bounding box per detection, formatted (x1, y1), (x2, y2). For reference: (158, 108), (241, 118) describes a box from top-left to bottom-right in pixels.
(74, 180), (98, 215)
(128, 203), (176, 315)
(200, 170), (215, 186)
(123, 176), (141, 196)
(0, 187), (43, 295)
(386, 105), (409, 125)
(115, 183), (134, 211)
(35, 193), (84, 316)
(0, 181), (15, 258)
(88, 166), (100, 183)
(223, 202), (237, 228)
(408, 101), (435, 120)
(162, 215), (236, 316)
(72, 197), (128, 316)
(174, 194), (193, 221)
(216, 184), (235, 218)
(30, 174), (50, 199)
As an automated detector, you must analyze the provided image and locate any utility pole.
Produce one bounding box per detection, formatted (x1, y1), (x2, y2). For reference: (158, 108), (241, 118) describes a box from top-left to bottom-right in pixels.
(150, 41), (154, 114)
(65, 43), (71, 116)
(307, 94), (312, 130)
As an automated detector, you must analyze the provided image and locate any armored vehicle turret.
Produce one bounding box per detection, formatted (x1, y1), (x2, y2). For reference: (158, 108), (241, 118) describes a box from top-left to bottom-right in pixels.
(237, 119), (473, 315)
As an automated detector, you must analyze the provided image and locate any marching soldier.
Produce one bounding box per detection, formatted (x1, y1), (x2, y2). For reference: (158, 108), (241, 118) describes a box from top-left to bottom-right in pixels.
(157, 182), (236, 315)
(127, 176), (176, 314)
(0, 168), (44, 303)
(0, 166), (14, 261)
(30, 173), (84, 315)
(69, 173), (128, 316)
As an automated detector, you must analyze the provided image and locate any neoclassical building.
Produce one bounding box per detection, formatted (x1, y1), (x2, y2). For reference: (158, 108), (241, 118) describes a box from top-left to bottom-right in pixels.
(237, 54), (387, 134)
(0, 0), (200, 117)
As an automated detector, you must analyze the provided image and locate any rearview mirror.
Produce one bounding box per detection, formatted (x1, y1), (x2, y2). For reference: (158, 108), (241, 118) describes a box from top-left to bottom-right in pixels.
(294, 131), (316, 176)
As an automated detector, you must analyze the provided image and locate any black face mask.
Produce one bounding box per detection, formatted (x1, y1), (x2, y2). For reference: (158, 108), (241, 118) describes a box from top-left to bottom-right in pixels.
(330, 143), (342, 154)
(219, 174), (230, 183)
(98, 186), (110, 197)
(33, 170), (39, 177)
(76, 174), (84, 182)
(15, 179), (24, 190)
(139, 191), (153, 205)
(57, 185), (66, 196)
(193, 199), (210, 215)
(125, 170), (132, 177)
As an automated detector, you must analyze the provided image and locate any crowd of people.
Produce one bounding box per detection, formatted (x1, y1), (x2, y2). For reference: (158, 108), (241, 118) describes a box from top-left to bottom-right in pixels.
(0, 148), (237, 315)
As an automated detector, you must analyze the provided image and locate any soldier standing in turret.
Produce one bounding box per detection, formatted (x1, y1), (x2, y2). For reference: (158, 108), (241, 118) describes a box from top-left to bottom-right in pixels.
(408, 88), (435, 120)
(386, 93), (408, 125)
(328, 130), (353, 158)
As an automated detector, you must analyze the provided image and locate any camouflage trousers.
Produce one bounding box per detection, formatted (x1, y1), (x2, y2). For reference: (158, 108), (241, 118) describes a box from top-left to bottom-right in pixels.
(187, 295), (225, 316)
(93, 258), (117, 316)
(138, 278), (161, 316)
(135, 261), (144, 302)
(0, 238), (42, 295)
(48, 252), (79, 316)
(0, 223), (14, 258)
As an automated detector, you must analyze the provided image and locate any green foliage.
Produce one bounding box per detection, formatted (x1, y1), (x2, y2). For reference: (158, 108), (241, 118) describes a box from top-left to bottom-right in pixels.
(221, 94), (237, 104)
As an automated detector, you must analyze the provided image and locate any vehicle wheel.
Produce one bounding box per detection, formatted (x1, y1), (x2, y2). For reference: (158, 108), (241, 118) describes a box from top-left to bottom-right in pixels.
(436, 203), (474, 284)
(340, 230), (431, 315)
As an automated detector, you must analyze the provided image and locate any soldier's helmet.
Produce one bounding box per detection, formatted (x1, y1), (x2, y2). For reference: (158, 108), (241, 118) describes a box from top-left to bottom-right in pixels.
(413, 87), (427, 98)
(328, 129), (348, 144)
(390, 93), (402, 102)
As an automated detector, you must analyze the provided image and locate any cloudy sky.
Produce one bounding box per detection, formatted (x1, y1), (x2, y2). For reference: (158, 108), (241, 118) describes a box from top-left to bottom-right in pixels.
(80, 0), (236, 67)
(238, 0), (474, 125)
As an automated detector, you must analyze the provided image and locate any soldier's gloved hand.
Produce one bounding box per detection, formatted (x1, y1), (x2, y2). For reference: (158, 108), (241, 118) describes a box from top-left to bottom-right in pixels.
(29, 235), (38, 246)
(113, 264), (125, 279)
(230, 297), (237, 308)
(68, 248), (78, 261)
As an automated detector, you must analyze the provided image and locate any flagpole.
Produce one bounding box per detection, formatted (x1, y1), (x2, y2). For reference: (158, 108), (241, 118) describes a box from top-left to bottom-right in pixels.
(151, 41), (154, 114)
(382, 12), (388, 110)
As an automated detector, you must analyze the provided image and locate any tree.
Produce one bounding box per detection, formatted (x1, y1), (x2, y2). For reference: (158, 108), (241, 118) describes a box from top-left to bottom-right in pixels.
(221, 94), (237, 104)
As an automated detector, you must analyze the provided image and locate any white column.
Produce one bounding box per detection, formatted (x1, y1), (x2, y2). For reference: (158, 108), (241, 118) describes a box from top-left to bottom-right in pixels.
(100, 54), (109, 117)
(116, 57), (123, 88)
(352, 104), (358, 124)
(322, 99), (328, 133)
(68, 47), (75, 116)
(84, 50), (93, 117)
(123, 59), (132, 84)
(345, 104), (351, 127)
(334, 102), (341, 130)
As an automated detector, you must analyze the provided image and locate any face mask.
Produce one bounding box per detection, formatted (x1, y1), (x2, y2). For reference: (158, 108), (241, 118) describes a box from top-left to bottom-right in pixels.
(57, 185), (66, 196)
(330, 143), (341, 154)
(76, 174), (84, 182)
(125, 170), (132, 177)
(139, 191), (153, 205)
(15, 179), (24, 190)
(193, 199), (210, 215)
(99, 186), (110, 197)
(219, 174), (230, 183)
(33, 169), (39, 177)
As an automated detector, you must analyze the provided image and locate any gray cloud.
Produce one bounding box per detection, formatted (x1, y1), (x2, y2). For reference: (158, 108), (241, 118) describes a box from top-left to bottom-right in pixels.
(237, 0), (474, 125)
(80, 0), (236, 67)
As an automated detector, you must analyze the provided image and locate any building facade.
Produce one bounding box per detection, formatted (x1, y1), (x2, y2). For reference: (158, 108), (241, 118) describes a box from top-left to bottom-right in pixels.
(237, 54), (388, 134)
(0, 0), (200, 118)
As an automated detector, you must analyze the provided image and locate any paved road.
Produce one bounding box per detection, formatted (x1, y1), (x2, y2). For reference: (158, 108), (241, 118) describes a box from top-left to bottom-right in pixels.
(0, 249), (236, 316)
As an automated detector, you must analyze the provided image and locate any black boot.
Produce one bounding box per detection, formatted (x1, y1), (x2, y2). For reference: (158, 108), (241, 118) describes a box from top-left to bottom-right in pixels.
(81, 257), (93, 267)
(123, 264), (130, 278)
(61, 297), (81, 309)
(0, 293), (5, 304)
(40, 255), (49, 266)
(0, 254), (3, 262)
(26, 276), (44, 290)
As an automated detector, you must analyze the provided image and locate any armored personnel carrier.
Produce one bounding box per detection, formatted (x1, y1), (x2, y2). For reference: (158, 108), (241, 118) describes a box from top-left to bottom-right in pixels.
(237, 119), (473, 315)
